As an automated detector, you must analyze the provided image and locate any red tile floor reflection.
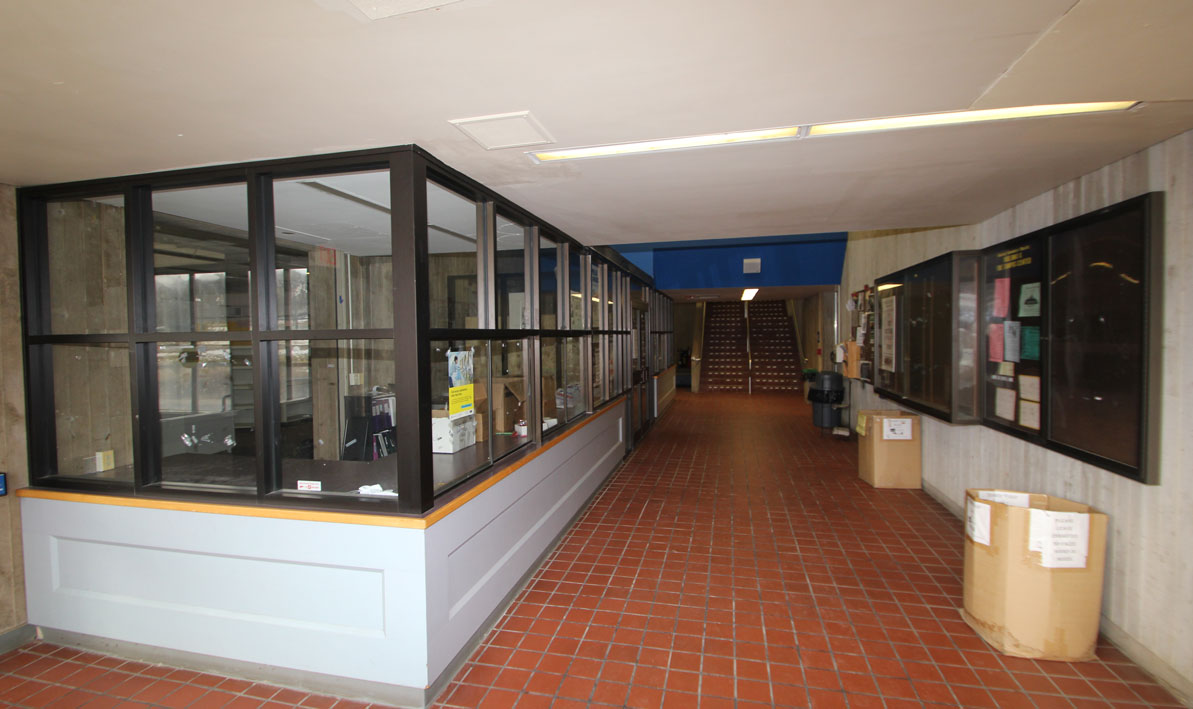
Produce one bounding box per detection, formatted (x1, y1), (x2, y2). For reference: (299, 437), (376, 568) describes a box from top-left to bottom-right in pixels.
(0, 391), (1183, 708)
(433, 392), (1182, 708)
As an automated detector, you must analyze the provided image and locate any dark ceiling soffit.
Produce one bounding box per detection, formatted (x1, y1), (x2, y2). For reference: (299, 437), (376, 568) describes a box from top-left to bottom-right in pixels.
(615, 231), (849, 254)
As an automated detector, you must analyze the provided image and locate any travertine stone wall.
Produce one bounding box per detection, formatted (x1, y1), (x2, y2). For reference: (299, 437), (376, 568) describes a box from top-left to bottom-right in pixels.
(840, 130), (1193, 700)
(0, 184), (29, 634)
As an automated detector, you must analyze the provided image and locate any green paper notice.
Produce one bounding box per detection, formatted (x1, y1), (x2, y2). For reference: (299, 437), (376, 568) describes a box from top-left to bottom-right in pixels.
(1021, 325), (1041, 361)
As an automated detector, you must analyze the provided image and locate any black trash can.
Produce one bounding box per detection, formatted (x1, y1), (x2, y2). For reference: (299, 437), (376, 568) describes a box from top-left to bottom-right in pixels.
(809, 371), (844, 428)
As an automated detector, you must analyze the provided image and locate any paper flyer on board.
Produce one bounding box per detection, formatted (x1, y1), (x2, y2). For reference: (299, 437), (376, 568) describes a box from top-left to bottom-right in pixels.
(988, 323), (1005, 362)
(880, 296), (897, 372)
(1003, 321), (1021, 363)
(1018, 282), (1041, 318)
(446, 348), (476, 419)
(993, 277), (1011, 318)
(995, 387), (1016, 421)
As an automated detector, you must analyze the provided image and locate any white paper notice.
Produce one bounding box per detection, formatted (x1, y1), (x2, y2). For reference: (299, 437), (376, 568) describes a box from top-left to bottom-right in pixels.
(1029, 510), (1090, 568)
(1018, 374), (1041, 402)
(1019, 400), (1041, 430)
(1004, 321), (1021, 363)
(995, 387), (1017, 421)
(967, 499), (991, 546)
(882, 418), (913, 440)
(978, 490), (1030, 508)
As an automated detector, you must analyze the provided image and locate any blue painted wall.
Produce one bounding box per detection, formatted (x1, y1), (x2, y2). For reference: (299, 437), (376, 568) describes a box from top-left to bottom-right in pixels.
(615, 233), (846, 290)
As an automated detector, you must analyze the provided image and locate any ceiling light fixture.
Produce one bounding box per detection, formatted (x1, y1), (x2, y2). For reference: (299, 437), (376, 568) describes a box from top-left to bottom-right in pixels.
(741, 288), (759, 301)
(807, 101), (1139, 137)
(527, 101), (1138, 163)
(528, 126), (803, 163)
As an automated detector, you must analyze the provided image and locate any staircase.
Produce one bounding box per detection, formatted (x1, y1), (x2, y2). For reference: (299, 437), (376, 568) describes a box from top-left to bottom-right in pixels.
(698, 300), (802, 393)
(747, 300), (803, 393)
(701, 302), (748, 391)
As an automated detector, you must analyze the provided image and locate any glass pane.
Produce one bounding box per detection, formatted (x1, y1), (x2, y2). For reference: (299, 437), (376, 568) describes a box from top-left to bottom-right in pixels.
(430, 339), (491, 491)
(47, 196), (127, 334)
(278, 339), (398, 495)
(541, 337), (561, 433)
(564, 336), (584, 420)
(590, 262), (602, 328)
(540, 235), (558, 329)
(608, 334), (617, 393)
(427, 182), (479, 329)
(495, 215), (527, 329)
(153, 184), (251, 333)
(606, 270), (616, 330)
(273, 170), (393, 330)
(157, 341), (255, 488)
(492, 339), (531, 458)
(1049, 209), (1145, 467)
(592, 337), (604, 405)
(49, 344), (133, 481)
(568, 248), (583, 328)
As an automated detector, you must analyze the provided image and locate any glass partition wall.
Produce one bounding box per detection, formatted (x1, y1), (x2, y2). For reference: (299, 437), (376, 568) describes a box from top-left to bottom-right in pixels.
(19, 146), (669, 514)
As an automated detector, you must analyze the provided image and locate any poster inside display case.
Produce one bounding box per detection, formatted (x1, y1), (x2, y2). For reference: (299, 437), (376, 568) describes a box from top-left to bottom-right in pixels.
(982, 234), (1045, 434)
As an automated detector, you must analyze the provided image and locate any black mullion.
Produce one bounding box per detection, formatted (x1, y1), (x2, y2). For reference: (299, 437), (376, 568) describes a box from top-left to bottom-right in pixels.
(127, 185), (160, 489)
(18, 195), (56, 481)
(255, 328), (393, 342)
(249, 170), (276, 499)
(392, 152), (432, 513)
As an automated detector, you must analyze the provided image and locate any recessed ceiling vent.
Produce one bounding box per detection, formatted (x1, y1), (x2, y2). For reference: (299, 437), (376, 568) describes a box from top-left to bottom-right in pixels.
(743, 258), (761, 274)
(346, 0), (465, 21)
(449, 111), (555, 150)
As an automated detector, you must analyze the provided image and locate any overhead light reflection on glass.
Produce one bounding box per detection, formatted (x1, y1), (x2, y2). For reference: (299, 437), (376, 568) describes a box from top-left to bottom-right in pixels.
(741, 288), (758, 301)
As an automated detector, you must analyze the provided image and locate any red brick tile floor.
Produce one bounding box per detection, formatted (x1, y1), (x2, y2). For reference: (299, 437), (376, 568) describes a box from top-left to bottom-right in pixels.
(0, 391), (1184, 708)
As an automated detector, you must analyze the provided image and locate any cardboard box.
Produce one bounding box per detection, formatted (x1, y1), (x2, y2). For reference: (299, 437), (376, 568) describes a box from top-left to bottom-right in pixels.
(962, 489), (1108, 661)
(430, 411), (476, 453)
(491, 376), (527, 433)
(843, 340), (862, 379)
(856, 410), (921, 488)
(541, 374), (557, 419)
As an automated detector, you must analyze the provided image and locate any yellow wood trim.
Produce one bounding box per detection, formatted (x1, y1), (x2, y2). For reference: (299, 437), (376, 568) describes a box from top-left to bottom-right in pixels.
(653, 364), (678, 379)
(422, 396), (626, 526)
(15, 488), (429, 528)
(16, 396), (628, 530)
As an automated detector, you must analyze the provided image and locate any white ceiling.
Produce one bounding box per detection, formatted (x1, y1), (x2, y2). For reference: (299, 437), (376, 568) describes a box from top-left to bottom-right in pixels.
(2, 0), (1191, 247)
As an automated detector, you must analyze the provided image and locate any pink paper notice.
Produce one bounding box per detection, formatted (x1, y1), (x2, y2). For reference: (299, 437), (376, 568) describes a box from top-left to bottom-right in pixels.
(993, 277), (1011, 318)
(988, 323), (1005, 362)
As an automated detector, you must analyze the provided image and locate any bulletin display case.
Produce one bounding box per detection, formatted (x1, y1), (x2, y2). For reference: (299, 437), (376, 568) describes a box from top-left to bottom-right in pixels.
(980, 193), (1163, 483)
(873, 250), (980, 424)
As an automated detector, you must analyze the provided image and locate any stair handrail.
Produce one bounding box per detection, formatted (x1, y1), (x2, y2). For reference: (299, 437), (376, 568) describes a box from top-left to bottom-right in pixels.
(744, 301), (752, 394)
(691, 301), (705, 393)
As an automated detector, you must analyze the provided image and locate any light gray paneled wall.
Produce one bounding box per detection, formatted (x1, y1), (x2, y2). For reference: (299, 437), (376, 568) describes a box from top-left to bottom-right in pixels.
(0, 184), (29, 638)
(22, 499), (430, 689)
(839, 130), (1193, 700)
(424, 404), (626, 687)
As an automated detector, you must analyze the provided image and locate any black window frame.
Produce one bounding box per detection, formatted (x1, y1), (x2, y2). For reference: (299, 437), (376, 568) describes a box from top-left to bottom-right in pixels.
(18, 145), (666, 515)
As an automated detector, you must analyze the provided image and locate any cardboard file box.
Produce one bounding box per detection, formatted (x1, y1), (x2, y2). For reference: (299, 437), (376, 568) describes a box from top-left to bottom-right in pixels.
(431, 411), (477, 453)
(962, 489), (1108, 661)
(856, 410), (922, 488)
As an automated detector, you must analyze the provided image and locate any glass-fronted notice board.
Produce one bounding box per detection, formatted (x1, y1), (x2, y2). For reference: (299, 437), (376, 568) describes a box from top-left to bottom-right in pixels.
(980, 192), (1163, 484)
(982, 234), (1045, 434)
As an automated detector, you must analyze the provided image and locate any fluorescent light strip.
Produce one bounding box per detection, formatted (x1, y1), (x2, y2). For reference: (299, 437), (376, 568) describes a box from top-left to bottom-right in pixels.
(530, 126), (802, 163)
(527, 102), (1138, 162)
(807, 101), (1139, 137)
(741, 288), (758, 301)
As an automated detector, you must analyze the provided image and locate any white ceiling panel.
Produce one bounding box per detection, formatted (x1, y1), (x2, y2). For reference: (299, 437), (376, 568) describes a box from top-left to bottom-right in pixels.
(1, 0), (1190, 248)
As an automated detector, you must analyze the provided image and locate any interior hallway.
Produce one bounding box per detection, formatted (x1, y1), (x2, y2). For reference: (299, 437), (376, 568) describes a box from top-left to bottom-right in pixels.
(0, 391), (1182, 708)
(433, 391), (1181, 708)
